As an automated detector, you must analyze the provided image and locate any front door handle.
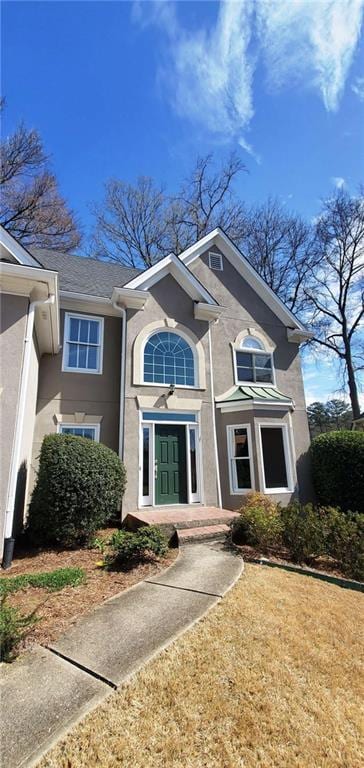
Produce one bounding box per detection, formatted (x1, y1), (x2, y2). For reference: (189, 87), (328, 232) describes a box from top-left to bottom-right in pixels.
(154, 460), (158, 480)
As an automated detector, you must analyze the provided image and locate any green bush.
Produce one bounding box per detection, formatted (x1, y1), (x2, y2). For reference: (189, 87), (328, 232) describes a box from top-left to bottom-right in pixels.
(281, 502), (334, 563)
(232, 493), (283, 550)
(0, 595), (39, 662)
(27, 434), (126, 546)
(311, 431), (364, 513)
(327, 511), (364, 581)
(0, 567), (85, 596)
(105, 526), (168, 567)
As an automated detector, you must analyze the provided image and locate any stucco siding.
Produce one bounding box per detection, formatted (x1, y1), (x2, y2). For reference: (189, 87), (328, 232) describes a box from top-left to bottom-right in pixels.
(0, 294), (28, 550)
(122, 274), (218, 516)
(32, 309), (122, 496)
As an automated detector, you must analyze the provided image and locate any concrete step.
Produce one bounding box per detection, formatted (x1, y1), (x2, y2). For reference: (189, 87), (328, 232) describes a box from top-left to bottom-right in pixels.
(177, 523), (231, 545)
(174, 515), (238, 531)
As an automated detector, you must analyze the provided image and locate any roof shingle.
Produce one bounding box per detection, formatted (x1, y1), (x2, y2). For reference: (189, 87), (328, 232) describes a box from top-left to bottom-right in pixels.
(32, 249), (141, 298)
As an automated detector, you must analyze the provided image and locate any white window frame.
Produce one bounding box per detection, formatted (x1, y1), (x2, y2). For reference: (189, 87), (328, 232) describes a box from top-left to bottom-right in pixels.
(62, 312), (104, 374)
(257, 423), (294, 494)
(208, 251), (223, 271)
(141, 328), (199, 389)
(233, 346), (276, 388)
(226, 423), (255, 495)
(138, 410), (203, 507)
(58, 423), (100, 441)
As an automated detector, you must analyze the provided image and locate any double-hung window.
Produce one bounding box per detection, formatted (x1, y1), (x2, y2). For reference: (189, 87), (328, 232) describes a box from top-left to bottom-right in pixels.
(227, 424), (254, 493)
(235, 335), (274, 384)
(259, 424), (293, 493)
(62, 313), (104, 374)
(59, 424), (100, 441)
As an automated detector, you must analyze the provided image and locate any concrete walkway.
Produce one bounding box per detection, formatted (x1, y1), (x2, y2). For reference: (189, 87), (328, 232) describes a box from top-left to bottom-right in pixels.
(0, 541), (243, 768)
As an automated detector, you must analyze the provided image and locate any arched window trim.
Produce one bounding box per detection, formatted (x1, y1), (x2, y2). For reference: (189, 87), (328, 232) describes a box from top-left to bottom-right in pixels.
(143, 329), (196, 388)
(133, 319), (206, 390)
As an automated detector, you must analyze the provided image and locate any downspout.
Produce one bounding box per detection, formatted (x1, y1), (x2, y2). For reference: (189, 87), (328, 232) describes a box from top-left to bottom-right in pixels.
(208, 321), (222, 508)
(2, 293), (55, 569)
(112, 302), (126, 460)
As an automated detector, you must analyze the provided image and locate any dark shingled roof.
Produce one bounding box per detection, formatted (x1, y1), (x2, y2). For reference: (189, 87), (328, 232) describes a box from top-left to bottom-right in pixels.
(32, 249), (141, 298)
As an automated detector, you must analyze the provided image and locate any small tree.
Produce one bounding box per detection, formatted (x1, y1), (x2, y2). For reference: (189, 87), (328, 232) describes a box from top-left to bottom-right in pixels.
(0, 108), (81, 251)
(308, 399), (352, 437)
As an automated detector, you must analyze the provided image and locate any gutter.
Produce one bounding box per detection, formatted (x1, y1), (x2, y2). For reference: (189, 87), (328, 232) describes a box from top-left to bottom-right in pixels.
(208, 322), (222, 508)
(2, 293), (55, 569)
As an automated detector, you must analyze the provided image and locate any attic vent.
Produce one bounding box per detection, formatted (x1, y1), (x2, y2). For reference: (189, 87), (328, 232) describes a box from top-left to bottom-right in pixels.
(208, 252), (223, 271)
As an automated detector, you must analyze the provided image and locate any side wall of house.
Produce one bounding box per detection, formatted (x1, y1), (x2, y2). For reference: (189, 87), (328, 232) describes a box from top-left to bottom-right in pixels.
(31, 308), (122, 497)
(0, 294), (28, 551)
(189, 247), (312, 507)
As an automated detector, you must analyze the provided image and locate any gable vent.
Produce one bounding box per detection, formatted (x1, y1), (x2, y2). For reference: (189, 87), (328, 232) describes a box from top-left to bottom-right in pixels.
(208, 252), (223, 271)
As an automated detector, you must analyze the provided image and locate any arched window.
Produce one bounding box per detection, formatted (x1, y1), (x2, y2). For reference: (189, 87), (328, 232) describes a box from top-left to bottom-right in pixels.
(240, 335), (264, 351)
(235, 334), (274, 384)
(143, 331), (195, 386)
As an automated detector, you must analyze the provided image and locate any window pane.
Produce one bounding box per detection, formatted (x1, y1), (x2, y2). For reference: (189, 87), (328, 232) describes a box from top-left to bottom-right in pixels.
(233, 428), (249, 458)
(87, 346), (98, 370)
(237, 366), (254, 382)
(67, 343), (78, 368)
(189, 427), (197, 493)
(235, 459), (251, 489)
(255, 368), (273, 383)
(241, 336), (263, 350)
(255, 354), (271, 369)
(261, 428), (288, 488)
(69, 317), (80, 341)
(143, 427), (149, 497)
(78, 344), (88, 369)
(79, 319), (90, 343)
(82, 428), (95, 439)
(89, 321), (99, 344)
(236, 351), (252, 367)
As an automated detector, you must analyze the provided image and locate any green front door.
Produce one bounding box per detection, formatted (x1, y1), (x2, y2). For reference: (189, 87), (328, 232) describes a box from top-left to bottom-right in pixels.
(155, 425), (187, 505)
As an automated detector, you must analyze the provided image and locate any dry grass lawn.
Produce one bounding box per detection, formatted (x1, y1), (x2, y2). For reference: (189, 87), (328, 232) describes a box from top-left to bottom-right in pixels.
(40, 565), (363, 768)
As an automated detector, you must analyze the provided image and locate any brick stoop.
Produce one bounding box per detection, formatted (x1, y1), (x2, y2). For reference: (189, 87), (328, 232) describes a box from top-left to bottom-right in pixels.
(177, 523), (231, 545)
(125, 506), (239, 544)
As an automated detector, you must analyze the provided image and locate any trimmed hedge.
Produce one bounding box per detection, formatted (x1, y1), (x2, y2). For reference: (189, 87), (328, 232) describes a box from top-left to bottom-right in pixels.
(27, 434), (126, 546)
(310, 431), (364, 513)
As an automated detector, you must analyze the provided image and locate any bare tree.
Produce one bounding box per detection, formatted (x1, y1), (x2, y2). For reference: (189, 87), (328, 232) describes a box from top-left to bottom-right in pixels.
(166, 153), (248, 254)
(242, 197), (316, 315)
(91, 177), (168, 267)
(90, 153), (248, 267)
(305, 189), (364, 419)
(0, 118), (80, 251)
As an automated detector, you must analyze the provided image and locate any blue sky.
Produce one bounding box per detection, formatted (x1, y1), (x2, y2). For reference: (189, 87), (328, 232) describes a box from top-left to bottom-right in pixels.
(2, 0), (364, 407)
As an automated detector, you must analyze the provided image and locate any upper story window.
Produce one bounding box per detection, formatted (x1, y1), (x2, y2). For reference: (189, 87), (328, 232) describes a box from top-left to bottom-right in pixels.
(62, 313), (104, 374)
(143, 331), (195, 387)
(235, 334), (274, 384)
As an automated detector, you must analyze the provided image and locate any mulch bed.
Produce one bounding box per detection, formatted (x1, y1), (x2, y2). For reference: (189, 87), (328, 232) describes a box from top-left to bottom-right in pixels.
(237, 543), (347, 579)
(0, 530), (177, 653)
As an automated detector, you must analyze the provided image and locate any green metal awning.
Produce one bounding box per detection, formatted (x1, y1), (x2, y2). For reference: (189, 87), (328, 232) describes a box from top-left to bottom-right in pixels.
(216, 385), (293, 407)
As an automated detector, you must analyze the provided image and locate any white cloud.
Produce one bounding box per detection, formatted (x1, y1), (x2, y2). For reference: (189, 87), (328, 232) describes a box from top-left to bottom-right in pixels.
(257, 0), (364, 111)
(331, 176), (346, 189)
(134, 0), (364, 142)
(238, 136), (261, 164)
(352, 75), (364, 100)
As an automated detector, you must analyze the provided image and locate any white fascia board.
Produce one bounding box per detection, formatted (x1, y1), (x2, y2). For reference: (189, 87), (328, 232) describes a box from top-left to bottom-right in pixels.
(287, 328), (314, 343)
(0, 226), (42, 267)
(218, 400), (293, 413)
(123, 253), (218, 305)
(112, 286), (150, 310)
(0, 260), (60, 353)
(179, 228), (307, 332)
(194, 302), (224, 321)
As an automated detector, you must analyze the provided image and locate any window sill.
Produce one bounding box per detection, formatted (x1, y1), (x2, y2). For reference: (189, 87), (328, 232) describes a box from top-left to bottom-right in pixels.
(263, 487), (293, 494)
(62, 367), (103, 375)
(135, 381), (206, 391)
(235, 380), (276, 388)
